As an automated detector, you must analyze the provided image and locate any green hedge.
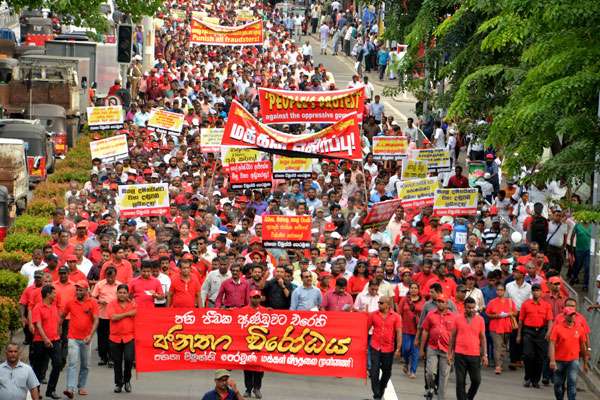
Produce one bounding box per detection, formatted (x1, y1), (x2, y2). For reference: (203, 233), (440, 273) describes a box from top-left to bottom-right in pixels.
(0, 296), (21, 351)
(0, 269), (27, 302)
(0, 250), (30, 272)
(9, 214), (48, 234)
(3, 232), (48, 253)
(24, 199), (61, 217)
(48, 168), (90, 183)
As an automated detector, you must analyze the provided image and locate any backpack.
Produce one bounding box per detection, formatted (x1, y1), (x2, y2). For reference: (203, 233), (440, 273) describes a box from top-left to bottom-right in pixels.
(529, 216), (548, 246)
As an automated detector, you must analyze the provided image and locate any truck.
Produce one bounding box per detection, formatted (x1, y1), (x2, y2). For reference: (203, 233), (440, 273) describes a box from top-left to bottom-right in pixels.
(2, 54), (90, 143)
(0, 138), (30, 214)
(44, 40), (119, 98)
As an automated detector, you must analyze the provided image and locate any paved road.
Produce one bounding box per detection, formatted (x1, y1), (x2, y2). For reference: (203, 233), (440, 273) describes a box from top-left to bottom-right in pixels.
(36, 344), (596, 400)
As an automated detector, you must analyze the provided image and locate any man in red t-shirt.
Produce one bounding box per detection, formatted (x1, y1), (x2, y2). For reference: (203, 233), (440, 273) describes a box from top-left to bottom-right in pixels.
(367, 296), (402, 400)
(420, 293), (456, 400)
(30, 285), (62, 399)
(449, 297), (488, 400)
(128, 262), (164, 308)
(62, 280), (99, 398)
(168, 262), (201, 308)
(549, 307), (589, 400)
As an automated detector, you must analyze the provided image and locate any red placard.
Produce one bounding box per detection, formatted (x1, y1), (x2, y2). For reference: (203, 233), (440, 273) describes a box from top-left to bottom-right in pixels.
(258, 86), (365, 124)
(228, 161), (272, 190)
(362, 198), (403, 229)
(222, 101), (361, 161)
(135, 307), (367, 379)
(262, 215), (312, 249)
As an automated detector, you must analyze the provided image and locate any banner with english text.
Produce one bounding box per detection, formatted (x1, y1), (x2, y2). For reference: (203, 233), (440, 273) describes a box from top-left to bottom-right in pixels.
(190, 19), (263, 46)
(258, 86), (364, 124)
(134, 307), (367, 378)
(222, 101), (361, 161)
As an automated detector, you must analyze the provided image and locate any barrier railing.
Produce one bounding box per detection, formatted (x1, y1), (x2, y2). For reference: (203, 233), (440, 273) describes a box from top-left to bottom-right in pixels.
(582, 296), (600, 373)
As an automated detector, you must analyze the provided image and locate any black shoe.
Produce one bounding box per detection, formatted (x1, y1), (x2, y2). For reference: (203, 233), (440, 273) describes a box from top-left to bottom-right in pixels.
(124, 382), (131, 393)
(532, 382), (541, 388)
(98, 360), (107, 366)
(107, 361), (114, 368)
(41, 379), (48, 384)
(45, 393), (61, 400)
(523, 380), (531, 388)
(114, 386), (122, 393)
(542, 379), (550, 386)
(243, 390), (251, 398)
(253, 389), (262, 399)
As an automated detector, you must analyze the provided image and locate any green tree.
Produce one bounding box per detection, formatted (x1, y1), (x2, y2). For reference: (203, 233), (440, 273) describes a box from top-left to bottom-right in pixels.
(7, 0), (163, 32)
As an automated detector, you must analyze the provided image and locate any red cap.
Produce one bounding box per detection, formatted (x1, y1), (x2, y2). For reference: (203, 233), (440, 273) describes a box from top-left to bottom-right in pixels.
(237, 195), (249, 203)
(128, 253), (140, 260)
(514, 265), (527, 274)
(563, 307), (576, 316)
(324, 222), (336, 232)
(181, 253), (194, 261)
(74, 280), (89, 289)
(249, 289), (262, 298)
(500, 258), (511, 265)
(485, 153), (494, 159)
(400, 268), (412, 275)
(548, 276), (561, 284)
(436, 294), (447, 302)
(76, 220), (89, 228)
(444, 253), (455, 261)
(318, 271), (331, 279)
(249, 237), (262, 245)
(440, 224), (453, 231)
(66, 254), (78, 262)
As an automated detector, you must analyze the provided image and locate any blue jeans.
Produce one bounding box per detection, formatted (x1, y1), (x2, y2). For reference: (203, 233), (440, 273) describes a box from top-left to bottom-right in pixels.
(401, 333), (419, 374)
(572, 250), (590, 287)
(66, 339), (90, 391)
(554, 360), (579, 400)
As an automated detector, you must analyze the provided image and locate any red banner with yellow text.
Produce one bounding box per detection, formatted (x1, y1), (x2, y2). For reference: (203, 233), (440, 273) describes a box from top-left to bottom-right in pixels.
(222, 101), (361, 161)
(262, 215), (312, 249)
(258, 86), (364, 124)
(190, 19), (263, 46)
(135, 308), (367, 378)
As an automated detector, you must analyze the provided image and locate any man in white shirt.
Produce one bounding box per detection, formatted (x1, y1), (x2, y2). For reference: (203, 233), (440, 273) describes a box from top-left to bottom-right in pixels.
(201, 258), (232, 307)
(505, 265), (532, 310)
(354, 281), (380, 312)
(74, 244), (94, 276)
(301, 40), (313, 63)
(433, 120), (445, 148)
(363, 76), (374, 101)
(20, 249), (47, 285)
(152, 262), (171, 307)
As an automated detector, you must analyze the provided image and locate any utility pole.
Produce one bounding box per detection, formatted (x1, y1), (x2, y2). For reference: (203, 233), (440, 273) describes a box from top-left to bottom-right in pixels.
(591, 93), (600, 300)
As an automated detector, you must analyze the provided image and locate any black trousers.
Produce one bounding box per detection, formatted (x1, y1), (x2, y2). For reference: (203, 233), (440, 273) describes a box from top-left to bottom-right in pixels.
(244, 370), (264, 391)
(60, 319), (69, 368)
(97, 318), (110, 362)
(110, 340), (135, 386)
(455, 354), (482, 400)
(311, 17), (318, 34)
(523, 326), (547, 384)
(546, 245), (564, 272)
(31, 340), (61, 395)
(369, 346), (394, 399)
(509, 328), (522, 363)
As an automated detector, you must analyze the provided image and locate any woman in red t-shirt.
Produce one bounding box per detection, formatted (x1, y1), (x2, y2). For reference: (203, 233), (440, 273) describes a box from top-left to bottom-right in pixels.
(486, 284), (517, 374)
(398, 283), (425, 378)
(348, 262), (369, 298)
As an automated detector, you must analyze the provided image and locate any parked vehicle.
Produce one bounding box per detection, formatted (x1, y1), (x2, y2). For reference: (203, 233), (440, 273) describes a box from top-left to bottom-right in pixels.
(0, 119), (55, 183)
(0, 138), (30, 213)
(25, 104), (68, 156)
(22, 17), (54, 46)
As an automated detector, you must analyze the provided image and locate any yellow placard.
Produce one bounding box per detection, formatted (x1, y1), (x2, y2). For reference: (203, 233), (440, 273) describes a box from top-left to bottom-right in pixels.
(221, 147), (261, 167)
(89, 134), (129, 162)
(86, 106), (123, 130)
(147, 109), (185, 135)
(235, 9), (254, 22)
(272, 155), (313, 179)
(170, 9), (187, 21)
(412, 148), (451, 172)
(117, 183), (170, 218)
(402, 159), (428, 180)
(200, 127), (224, 153)
(433, 188), (479, 216)
(396, 177), (439, 206)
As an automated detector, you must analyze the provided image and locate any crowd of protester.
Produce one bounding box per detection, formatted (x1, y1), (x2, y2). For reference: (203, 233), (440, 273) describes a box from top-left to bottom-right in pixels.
(2, 1), (597, 400)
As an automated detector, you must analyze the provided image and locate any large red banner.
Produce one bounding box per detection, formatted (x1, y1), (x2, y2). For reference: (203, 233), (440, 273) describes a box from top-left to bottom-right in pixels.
(262, 215), (312, 249)
(135, 308), (367, 378)
(190, 19), (263, 46)
(222, 101), (362, 161)
(258, 86), (365, 124)
(229, 161), (272, 190)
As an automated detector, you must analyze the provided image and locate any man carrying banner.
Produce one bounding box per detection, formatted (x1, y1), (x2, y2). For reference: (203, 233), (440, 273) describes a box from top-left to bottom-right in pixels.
(368, 296), (402, 400)
(241, 290), (266, 399)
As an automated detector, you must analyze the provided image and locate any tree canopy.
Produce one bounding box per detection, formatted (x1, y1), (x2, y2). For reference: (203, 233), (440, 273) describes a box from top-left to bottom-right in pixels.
(7, 0), (163, 32)
(382, 0), (600, 186)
